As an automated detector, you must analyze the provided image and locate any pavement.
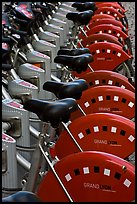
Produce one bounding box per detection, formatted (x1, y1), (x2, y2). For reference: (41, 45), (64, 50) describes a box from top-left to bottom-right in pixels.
(122, 2), (135, 70)
(122, 2), (135, 166)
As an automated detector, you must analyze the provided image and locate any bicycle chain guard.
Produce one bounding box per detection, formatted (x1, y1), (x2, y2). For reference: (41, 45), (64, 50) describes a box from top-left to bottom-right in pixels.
(36, 151), (135, 202)
(55, 113), (135, 159)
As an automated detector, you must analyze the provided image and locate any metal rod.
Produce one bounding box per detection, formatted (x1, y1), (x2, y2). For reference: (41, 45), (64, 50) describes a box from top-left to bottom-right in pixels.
(16, 145), (36, 152)
(78, 104), (87, 116)
(16, 152), (31, 171)
(2, 85), (12, 99)
(23, 136), (43, 192)
(49, 126), (57, 142)
(51, 74), (61, 82)
(71, 27), (95, 73)
(12, 48), (20, 67)
(29, 125), (40, 139)
(39, 143), (74, 202)
(61, 122), (83, 152)
(80, 26), (88, 37)
(9, 69), (20, 80)
(76, 39), (95, 72)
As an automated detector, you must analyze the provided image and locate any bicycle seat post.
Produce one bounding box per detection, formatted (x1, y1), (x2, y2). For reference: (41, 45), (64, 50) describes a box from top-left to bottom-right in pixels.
(22, 98), (78, 201)
(68, 23), (79, 49)
(42, 121), (57, 143)
(22, 121), (53, 192)
(23, 132), (46, 193)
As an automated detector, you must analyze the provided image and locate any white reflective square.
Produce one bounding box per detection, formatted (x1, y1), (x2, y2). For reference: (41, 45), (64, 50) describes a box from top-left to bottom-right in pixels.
(123, 179), (131, 187)
(128, 102), (134, 108)
(83, 167), (90, 174)
(98, 96), (103, 101)
(108, 30), (112, 34)
(84, 102), (90, 108)
(111, 127), (117, 133)
(78, 132), (84, 139)
(114, 96), (119, 101)
(117, 33), (121, 37)
(128, 135), (135, 142)
(104, 168), (110, 176)
(107, 49), (111, 53)
(65, 173), (72, 182)
(93, 126), (99, 132)
(117, 52), (121, 57)
(121, 85), (126, 89)
(95, 80), (99, 85)
(96, 50), (100, 54)
(108, 80), (113, 85)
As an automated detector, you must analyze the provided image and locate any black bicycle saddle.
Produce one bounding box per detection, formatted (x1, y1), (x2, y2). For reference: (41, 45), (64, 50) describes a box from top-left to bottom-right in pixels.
(54, 53), (93, 73)
(57, 48), (90, 56)
(72, 2), (97, 12)
(43, 79), (88, 100)
(66, 10), (94, 25)
(23, 98), (78, 127)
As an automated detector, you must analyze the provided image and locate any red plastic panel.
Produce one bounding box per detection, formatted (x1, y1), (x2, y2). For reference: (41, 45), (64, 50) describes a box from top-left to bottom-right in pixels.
(55, 113), (135, 159)
(94, 6), (125, 19)
(84, 19), (128, 35)
(80, 24), (128, 41)
(96, 3), (127, 14)
(87, 42), (130, 70)
(73, 42), (131, 77)
(91, 13), (115, 21)
(79, 70), (135, 92)
(77, 85), (135, 119)
(36, 151), (135, 202)
(79, 33), (122, 47)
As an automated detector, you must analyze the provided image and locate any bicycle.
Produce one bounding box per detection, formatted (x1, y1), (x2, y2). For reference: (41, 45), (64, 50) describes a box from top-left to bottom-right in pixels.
(19, 97), (135, 202)
(1, 2), (135, 201)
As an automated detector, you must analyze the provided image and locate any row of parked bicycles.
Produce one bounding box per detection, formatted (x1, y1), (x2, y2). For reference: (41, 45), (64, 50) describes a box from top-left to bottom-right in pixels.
(2, 2), (135, 202)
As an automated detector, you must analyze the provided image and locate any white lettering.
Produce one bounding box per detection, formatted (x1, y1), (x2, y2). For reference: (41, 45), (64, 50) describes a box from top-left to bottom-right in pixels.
(84, 183), (99, 189)
(94, 139), (107, 144)
(99, 107), (110, 111)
